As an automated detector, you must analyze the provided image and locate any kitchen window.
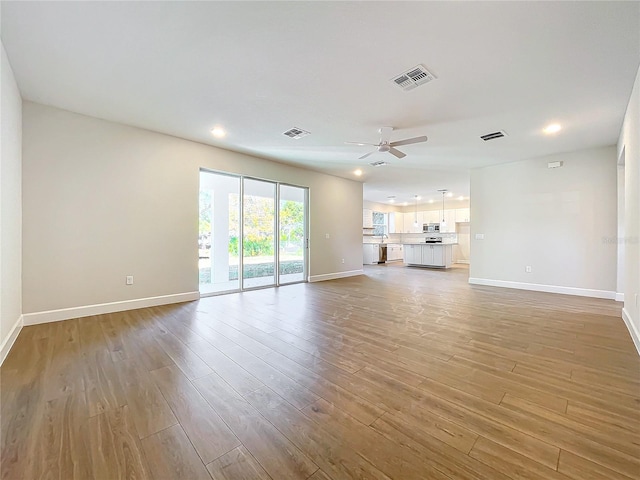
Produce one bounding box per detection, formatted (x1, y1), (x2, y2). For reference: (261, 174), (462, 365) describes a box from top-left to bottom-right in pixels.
(372, 211), (387, 236)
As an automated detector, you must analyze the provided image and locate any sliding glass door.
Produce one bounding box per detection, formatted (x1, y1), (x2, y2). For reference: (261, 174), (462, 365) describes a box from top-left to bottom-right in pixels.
(199, 171), (240, 294)
(242, 178), (276, 289)
(199, 170), (308, 295)
(279, 185), (306, 284)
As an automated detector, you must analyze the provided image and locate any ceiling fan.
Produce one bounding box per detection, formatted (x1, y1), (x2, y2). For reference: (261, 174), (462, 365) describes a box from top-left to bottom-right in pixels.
(346, 126), (427, 160)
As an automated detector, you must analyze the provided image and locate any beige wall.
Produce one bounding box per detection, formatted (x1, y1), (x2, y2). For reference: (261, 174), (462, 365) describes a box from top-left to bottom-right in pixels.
(618, 65), (640, 352)
(0, 43), (23, 361)
(470, 145), (618, 297)
(22, 102), (363, 316)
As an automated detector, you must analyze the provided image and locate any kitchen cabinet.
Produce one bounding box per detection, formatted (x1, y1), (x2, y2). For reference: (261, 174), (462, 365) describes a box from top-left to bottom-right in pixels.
(441, 209), (457, 232)
(363, 244), (379, 265)
(394, 212), (408, 233)
(403, 244), (422, 264)
(423, 210), (440, 224)
(385, 207), (470, 234)
(403, 215), (410, 233)
(423, 244), (443, 266)
(388, 212), (397, 233)
(387, 244), (403, 261)
(456, 208), (470, 223)
(406, 212), (422, 233)
(403, 244), (453, 268)
(363, 208), (373, 228)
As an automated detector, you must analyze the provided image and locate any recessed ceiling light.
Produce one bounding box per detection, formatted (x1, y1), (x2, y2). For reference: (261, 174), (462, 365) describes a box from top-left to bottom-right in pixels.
(354, 169), (363, 176)
(428, 199), (434, 204)
(543, 123), (561, 134)
(447, 192), (453, 198)
(458, 196), (465, 201)
(211, 126), (226, 138)
(387, 196), (396, 203)
(416, 196), (422, 200)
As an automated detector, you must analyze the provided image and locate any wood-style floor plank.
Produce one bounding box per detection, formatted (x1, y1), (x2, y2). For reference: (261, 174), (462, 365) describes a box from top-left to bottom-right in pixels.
(85, 405), (152, 480)
(150, 364), (240, 464)
(205, 445), (272, 480)
(469, 436), (571, 480)
(141, 424), (212, 480)
(115, 356), (178, 439)
(2, 264), (638, 480)
(186, 339), (264, 395)
(244, 386), (393, 480)
(193, 372), (318, 480)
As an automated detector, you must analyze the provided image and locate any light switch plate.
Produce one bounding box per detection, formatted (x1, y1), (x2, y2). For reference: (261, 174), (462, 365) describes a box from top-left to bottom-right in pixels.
(475, 233), (484, 240)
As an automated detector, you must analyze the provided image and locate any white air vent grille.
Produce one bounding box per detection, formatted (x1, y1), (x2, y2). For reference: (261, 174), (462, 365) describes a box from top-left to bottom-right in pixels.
(283, 127), (310, 139)
(370, 160), (388, 167)
(480, 130), (507, 141)
(391, 64), (435, 91)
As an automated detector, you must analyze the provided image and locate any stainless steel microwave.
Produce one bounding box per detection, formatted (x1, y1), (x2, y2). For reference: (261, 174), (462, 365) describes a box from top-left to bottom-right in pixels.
(423, 223), (440, 233)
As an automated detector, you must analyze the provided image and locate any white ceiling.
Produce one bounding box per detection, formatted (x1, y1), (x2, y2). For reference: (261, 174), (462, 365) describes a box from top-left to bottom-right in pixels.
(2, 1), (639, 205)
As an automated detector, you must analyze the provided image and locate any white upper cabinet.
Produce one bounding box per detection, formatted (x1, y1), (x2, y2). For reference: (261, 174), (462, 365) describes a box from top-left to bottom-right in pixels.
(388, 212), (397, 233)
(456, 208), (470, 223)
(364, 207), (470, 235)
(363, 208), (373, 228)
(423, 210), (440, 224)
(442, 209), (456, 232)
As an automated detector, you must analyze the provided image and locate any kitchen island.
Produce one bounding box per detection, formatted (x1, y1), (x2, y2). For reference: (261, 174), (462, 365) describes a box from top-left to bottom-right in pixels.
(403, 243), (453, 268)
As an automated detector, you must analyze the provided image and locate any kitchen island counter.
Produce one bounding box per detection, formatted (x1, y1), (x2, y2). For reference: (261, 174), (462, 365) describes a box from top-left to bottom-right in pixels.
(403, 243), (453, 268)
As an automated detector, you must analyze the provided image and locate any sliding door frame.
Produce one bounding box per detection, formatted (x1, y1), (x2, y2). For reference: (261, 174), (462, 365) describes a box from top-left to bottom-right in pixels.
(199, 168), (308, 296)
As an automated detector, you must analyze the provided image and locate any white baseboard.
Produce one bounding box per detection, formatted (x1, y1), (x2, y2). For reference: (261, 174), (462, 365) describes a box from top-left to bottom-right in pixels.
(1, 315), (24, 366)
(309, 269), (364, 283)
(22, 291), (200, 326)
(622, 307), (640, 356)
(468, 278), (616, 300)
(616, 292), (625, 302)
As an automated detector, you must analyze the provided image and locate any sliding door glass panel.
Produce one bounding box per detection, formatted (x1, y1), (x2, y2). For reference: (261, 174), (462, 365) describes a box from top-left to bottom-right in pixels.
(279, 185), (306, 284)
(242, 178), (276, 289)
(199, 171), (240, 294)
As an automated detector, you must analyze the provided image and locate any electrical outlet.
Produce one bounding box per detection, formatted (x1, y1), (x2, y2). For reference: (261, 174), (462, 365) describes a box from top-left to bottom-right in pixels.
(525, 266), (532, 273)
(341, 258), (345, 264)
(126, 275), (134, 285)
(325, 233), (330, 239)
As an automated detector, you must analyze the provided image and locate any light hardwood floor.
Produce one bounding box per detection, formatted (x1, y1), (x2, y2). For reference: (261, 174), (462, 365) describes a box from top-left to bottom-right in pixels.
(2, 264), (639, 479)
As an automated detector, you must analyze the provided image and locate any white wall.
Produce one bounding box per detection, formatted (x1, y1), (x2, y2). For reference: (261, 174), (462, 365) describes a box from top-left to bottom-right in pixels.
(470, 146), (618, 298)
(0, 42), (23, 362)
(22, 102), (363, 320)
(363, 200), (401, 214)
(618, 65), (640, 353)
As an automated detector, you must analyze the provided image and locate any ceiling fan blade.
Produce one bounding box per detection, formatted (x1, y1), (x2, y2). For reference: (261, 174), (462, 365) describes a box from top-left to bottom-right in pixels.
(389, 135), (428, 147)
(388, 147), (406, 159)
(359, 150), (376, 160)
(345, 141), (377, 146)
(379, 126), (393, 144)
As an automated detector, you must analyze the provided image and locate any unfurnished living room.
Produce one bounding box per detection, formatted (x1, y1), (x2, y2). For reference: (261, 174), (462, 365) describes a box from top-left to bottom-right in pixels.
(1, 2), (639, 480)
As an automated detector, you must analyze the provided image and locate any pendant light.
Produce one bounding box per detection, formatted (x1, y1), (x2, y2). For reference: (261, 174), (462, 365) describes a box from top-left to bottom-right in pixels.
(413, 195), (419, 227)
(438, 189), (448, 231)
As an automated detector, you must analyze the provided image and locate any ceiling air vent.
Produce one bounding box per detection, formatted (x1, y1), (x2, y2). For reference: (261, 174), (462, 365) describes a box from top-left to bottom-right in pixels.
(283, 127), (310, 139)
(370, 160), (388, 167)
(391, 64), (435, 91)
(480, 130), (507, 141)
